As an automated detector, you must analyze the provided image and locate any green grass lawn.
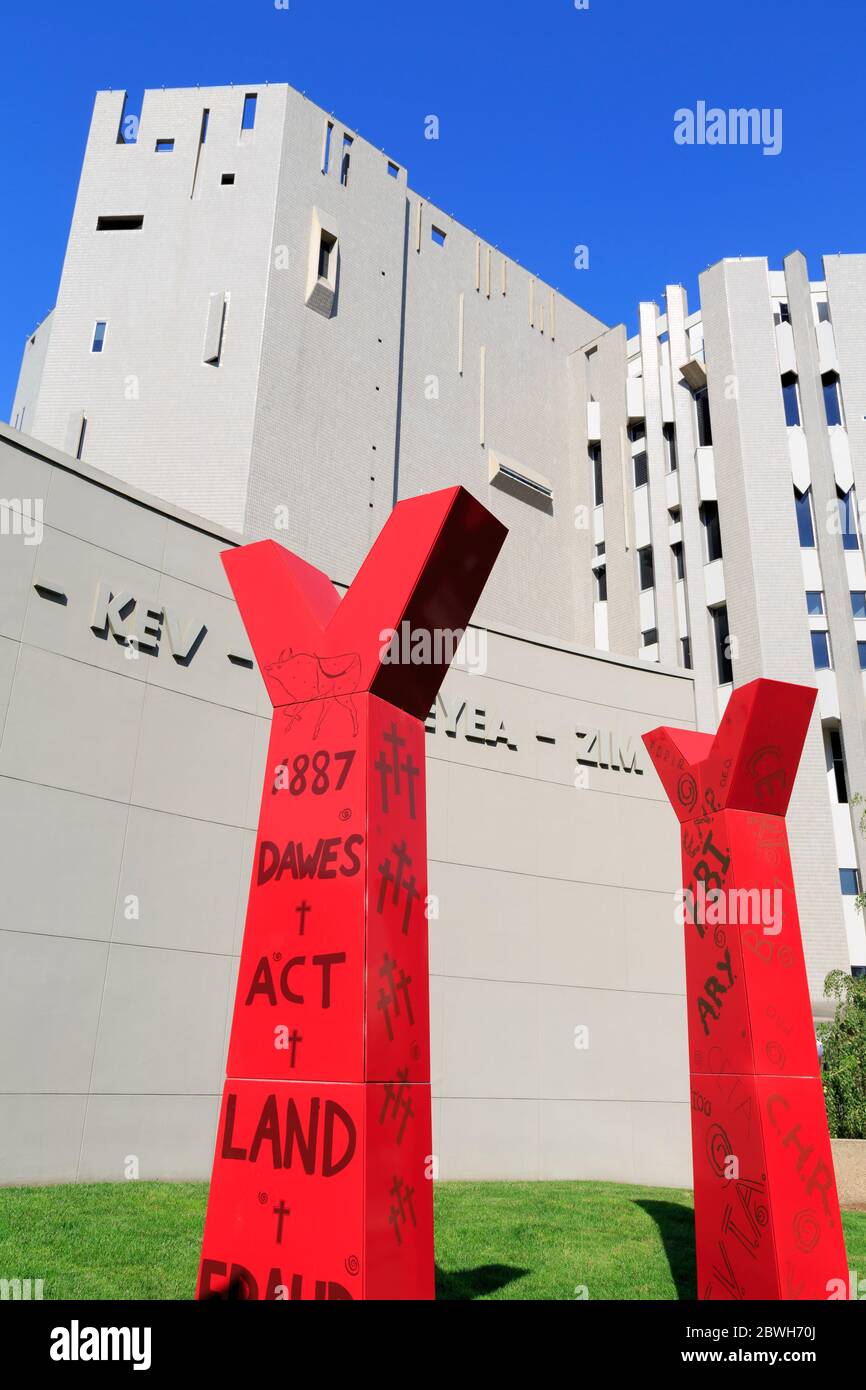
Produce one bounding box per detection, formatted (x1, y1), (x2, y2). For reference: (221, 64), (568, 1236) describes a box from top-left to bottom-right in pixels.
(1, 1180), (864, 1300)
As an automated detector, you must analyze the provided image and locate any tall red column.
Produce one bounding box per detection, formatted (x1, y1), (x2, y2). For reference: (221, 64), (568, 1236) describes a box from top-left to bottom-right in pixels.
(197, 487), (506, 1300)
(643, 679), (848, 1300)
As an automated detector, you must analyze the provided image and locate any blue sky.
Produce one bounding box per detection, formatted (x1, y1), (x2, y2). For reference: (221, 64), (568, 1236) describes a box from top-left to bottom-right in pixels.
(2, 0), (863, 417)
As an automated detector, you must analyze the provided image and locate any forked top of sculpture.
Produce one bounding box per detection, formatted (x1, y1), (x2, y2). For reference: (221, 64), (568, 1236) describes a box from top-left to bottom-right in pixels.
(642, 677), (816, 822)
(222, 486), (508, 721)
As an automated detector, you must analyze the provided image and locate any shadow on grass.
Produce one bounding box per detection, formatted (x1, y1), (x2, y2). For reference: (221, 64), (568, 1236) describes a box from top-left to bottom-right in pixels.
(635, 1201), (697, 1300)
(435, 1262), (529, 1301)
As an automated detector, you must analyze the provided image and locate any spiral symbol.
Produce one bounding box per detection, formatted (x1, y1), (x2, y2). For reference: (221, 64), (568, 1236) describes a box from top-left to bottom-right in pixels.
(766, 1039), (786, 1069)
(793, 1208), (820, 1253)
(339, 807), (352, 821)
(678, 773), (697, 811)
(706, 1124), (733, 1179)
(713, 927), (727, 950)
(345, 1255), (360, 1277)
(273, 952), (282, 962)
(258, 1192), (268, 1205)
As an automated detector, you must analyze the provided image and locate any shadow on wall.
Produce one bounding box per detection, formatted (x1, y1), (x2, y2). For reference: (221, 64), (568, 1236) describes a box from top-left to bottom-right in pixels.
(636, 1200), (697, 1300)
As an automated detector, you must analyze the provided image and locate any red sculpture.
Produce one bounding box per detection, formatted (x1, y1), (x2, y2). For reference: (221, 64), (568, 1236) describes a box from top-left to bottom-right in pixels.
(197, 486), (506, 1300)
(644, 678), (848, 1300)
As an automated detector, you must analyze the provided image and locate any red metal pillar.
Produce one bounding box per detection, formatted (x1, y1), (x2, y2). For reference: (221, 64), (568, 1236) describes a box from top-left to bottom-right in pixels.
(197, 486), (506, 1300)
(643, 678), (848, 1299)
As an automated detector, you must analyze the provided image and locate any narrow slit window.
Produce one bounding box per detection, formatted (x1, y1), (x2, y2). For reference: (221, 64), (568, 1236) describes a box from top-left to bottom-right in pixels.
(431, 226), (446, 247)
(96, 214), (144, 231)
(341, 134), (353, 187)
(91, 321), (107, 353)
(322, 121), (333, 174)
(76, 416), (88, 460)
(203, 292), (227, 365)
(155, 138), (174, 153)
(318, 231), (336, 282)
(200, 109), (209, 144)
(242, 93), (257, 131)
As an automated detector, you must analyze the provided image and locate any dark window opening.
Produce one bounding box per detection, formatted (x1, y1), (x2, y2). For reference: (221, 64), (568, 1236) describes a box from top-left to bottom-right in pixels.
(663, 422), (678, 472)
(713, 605), (733, 684)
(859, 643), (866, 672)
(700, 500), (723, 563)
(672, 541), (684, 581)
(318, 231), (336, 281)
(778, 301), (791, 323)
(96, 215), (144, 231)
(806, 591), (824, 615)
(627, 421), (646, 442)
(341, 134), (353, 187)
(681, 636), (692, 669)
(76, 416), (87, 461)
(387, 160), (399, 178)
(795, 487), (815, 548)
(91, 321), (107, 353)
(155, 138), (174, 153)
(200, 109), (210, 144)
(431, 226), (446, 247)
(590, 443), (603, 506)
(638, 546), (654, 591)
(641, 628), (658, 647)
(221, 173), (235, 185)
(633, 451), (648, 488)
(695, 386), (713, 446)
(781, 372), (800, 427)
(840, 868), (860, 896)
(595, 567), (607, 602)
(829, 729), (849, 803)
(322, 122), (333, 174)
(838, 487), (859, 551)
(823, 372), (843, 428)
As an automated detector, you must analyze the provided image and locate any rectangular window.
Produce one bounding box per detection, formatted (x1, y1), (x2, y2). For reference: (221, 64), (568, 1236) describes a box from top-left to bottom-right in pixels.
(155, 138), (174, 153)
(322, 121), (333, 174)
(663, 422), (678, 472)
(778, 301), (791, 323)
(806, 590), (824, 615)
(823, 372), (843, 428)
(242, 93), (257, 131)
(633, 451), (648, 488)
(795, 487), (815, 548)
(840, 868), (860, 896)
(96, 214), (143, 230)
(638, 546), (654, 591)
(200, 109), (210, 144)
(628, 421), (646, 443)
(859, 642), (866, 671)
(221, 173), (235, 185)
(641, 628), (658, 647)
(317, 231), (336, 281)
(341, 134), (353, 187)
(829, 729), (849, 803)
(672, 541), (684, 581)
(713, 605), (733, 684)
(781, 372), (800, 427)
(695, 386), (713, 446)
(852, 592), (866, 619)
(595, 567), (607, 602)
(838, 488), (859, 552)
(811, 630), (832, 670)
(387, 160), (399, 178)
(590, 443), (603, 506)
(431, 226), (446, 247)
(91, 321), (107, 353)
(681, 636), (692, 669)
(700, 501), (723, 563)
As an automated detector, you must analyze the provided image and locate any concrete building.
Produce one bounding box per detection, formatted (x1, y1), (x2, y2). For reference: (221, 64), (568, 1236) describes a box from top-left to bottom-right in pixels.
(5, 84), (865, 1185)
(574, 256), (866, 983)
(0, 422), (695, 1186)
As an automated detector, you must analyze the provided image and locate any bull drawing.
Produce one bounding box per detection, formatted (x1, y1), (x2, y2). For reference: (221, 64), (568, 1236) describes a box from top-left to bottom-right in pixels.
(266, 648), (361, 739)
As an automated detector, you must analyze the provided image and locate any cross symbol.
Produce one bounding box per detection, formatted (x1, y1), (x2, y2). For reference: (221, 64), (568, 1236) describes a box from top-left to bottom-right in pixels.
(273, 1199), (291, 1244)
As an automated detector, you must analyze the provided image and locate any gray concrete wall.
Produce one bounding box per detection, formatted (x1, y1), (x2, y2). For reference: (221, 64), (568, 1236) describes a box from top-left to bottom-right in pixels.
(0, 425), (695, 1187)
